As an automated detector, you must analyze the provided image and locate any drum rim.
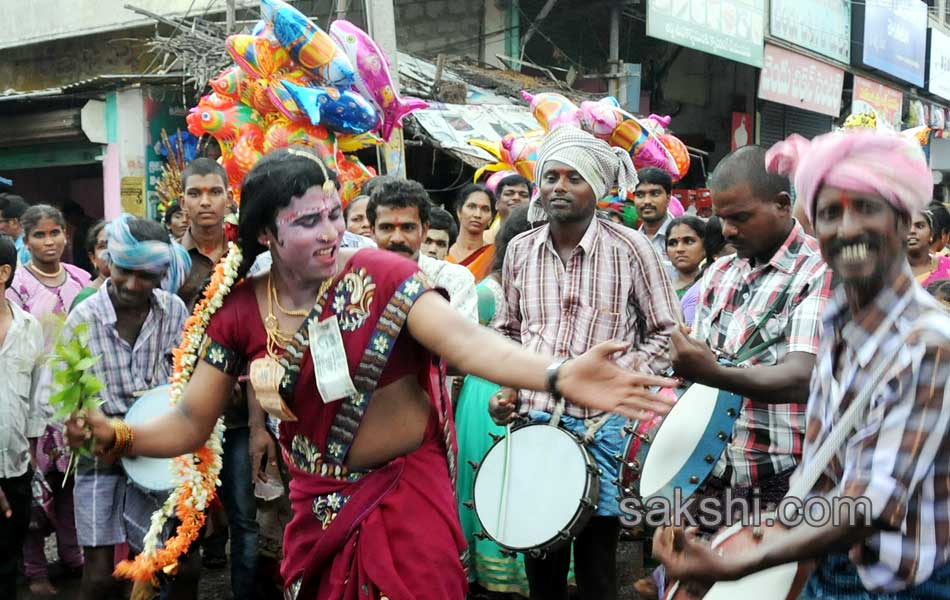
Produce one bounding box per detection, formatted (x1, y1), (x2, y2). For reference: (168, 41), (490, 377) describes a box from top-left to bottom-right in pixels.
(630, 384), (743, 503)
(471, 422), (600, 553)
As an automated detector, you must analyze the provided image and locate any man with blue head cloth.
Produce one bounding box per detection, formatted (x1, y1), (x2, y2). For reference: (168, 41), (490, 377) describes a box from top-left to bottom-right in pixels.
(55, 214), (192, 599)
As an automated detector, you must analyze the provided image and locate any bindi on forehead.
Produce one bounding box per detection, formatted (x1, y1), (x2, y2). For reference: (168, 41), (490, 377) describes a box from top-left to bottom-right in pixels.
(839, 192), (852, 209)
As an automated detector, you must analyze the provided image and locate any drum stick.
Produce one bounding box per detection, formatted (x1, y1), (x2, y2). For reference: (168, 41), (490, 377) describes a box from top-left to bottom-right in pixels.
(497, 421), (512, 538)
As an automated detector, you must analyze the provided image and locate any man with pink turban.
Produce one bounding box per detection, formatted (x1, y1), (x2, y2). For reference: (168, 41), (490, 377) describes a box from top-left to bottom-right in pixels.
(653, 131), (950, 599)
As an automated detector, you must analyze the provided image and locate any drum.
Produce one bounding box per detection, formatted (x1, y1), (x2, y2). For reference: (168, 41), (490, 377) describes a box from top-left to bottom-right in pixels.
(665, 517), (811, 600)
(632, 382), (742, 504)
(121, 385), (177, 493)
(472, 423), (599, 557)
(615, 414), (663, 500)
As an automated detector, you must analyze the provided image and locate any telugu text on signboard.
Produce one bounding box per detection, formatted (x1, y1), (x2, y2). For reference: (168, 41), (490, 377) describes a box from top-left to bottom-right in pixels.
(647, 0), (765, 68)
(758, 44), (844, 117)
(770, 0), (850, 64)
(852, 75), (904, 129)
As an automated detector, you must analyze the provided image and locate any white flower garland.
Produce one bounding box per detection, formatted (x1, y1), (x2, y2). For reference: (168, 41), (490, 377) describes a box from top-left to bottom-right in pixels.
(138, 242), (243, 558)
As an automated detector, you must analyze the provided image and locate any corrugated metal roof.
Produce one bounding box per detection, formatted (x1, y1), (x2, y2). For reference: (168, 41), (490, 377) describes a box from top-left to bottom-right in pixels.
(0, 73), (186, 103)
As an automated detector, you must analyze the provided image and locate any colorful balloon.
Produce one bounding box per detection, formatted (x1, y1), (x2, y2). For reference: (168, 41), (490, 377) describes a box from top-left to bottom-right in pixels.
(521, 91), (580, 132)
(659, 133), (690, 181)
(337, 132), (382, 152)
(579, 99), (678, 175)
(220, 129), (264, 200)
(186, 98), (264, 145)
(500, 131), (544, 179)
(483, 169), (518, 191)
(262, 117), (337, 169)
(284, 81), (380, 135)
(329, 20), (428, 142)
(335, 152), (376, 204)
(261, 0), (354, 88)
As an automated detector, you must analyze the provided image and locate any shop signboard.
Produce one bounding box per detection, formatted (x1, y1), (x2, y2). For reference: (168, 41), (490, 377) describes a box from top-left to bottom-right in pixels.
(646, 0), (765, 68)
(929, 28), (950, 102)
(858, 0), (928, 87)
(758, 44), (844, 117)
(852, 75), (904, 129)
(770, 0), (850, 64)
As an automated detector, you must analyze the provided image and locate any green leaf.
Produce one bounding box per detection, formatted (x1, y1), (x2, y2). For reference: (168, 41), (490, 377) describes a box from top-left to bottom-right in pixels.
(53, 405), (73, 421)
(55, 386), (81, 411)
(75, 355), (102, 371)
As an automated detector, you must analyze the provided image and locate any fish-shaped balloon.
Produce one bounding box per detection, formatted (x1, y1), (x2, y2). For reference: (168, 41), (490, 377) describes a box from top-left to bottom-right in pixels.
(336, 152), (376, 204)
(579, 98), (678, 175)
(329, 20), (428, 142)
(186, 101), (264, 144)
(521, 91), (580, 132)
(500, 131), (544, 179)
(283, 81), (379, 135)
(261, 0), (354, 88)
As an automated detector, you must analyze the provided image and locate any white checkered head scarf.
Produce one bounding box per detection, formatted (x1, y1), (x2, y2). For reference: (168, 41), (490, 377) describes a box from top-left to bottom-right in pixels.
(528, 126), (639, 223)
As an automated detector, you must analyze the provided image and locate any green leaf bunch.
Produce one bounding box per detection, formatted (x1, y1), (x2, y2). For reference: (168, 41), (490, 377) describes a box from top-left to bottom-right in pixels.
(48, 322), (106, 463)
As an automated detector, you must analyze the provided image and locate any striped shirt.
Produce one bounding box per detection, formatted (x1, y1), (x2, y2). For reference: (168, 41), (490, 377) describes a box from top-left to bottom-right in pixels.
(693, 221), (832, 487)
(60, 283), (188, 416)
(496, 217), (679, 418)
(797, 270), (950, 592)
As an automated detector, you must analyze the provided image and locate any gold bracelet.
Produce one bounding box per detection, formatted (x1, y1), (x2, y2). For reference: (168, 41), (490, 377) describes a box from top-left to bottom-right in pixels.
(97, 418), (134, 461)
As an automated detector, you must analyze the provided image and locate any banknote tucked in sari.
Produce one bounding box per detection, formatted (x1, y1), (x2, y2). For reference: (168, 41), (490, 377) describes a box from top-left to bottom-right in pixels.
(202, 249), (467, 599)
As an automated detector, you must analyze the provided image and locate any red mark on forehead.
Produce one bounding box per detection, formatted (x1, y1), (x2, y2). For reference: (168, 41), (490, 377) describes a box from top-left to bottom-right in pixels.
(839, 192), (852, 209)
(392, 219), (403, 226)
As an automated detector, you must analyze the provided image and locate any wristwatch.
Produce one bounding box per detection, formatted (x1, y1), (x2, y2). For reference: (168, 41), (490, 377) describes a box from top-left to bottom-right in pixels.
(546, 358), (568, 401)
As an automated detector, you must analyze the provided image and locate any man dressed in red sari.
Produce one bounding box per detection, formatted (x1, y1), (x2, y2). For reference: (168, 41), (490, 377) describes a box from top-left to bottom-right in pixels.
(65, 148), (677, 600)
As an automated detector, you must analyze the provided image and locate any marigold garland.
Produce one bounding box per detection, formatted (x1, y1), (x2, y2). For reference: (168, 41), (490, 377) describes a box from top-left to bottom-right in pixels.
(114, 242), (243, 582)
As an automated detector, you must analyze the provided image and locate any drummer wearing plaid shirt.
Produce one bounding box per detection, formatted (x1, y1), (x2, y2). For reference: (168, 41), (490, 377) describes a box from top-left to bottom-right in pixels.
(669, 145), (833, 503)
(492, 127), (679, 600)
(656, 131), (950, 598)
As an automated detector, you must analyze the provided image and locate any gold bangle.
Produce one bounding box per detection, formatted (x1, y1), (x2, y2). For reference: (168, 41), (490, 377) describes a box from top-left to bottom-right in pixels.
(97, 418), (134, 461)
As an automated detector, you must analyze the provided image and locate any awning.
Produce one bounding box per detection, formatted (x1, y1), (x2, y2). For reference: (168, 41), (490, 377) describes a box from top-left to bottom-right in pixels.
(0, 73), (187, 104)
(409, 103), (542, 167)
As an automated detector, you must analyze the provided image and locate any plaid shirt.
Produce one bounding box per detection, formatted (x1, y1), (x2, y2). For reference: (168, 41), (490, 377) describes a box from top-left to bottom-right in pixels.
(60, 284), (188, 416)
(496, 217), (679, 418)
(797, 270), (950, 592)
(693, 222), (832, 486)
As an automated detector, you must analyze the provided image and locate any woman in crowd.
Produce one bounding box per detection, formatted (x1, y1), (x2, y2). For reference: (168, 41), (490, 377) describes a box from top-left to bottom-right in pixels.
(70, 220), (109, 309)
(928, 202), (950, 256)
(448, 184), (496, 282)
(455, 205), (533, 596)
(679, 215), (733, 326)
(907, 207), (950, 285)
(7, 204), (91, 596)
(665, 216), (707, 297)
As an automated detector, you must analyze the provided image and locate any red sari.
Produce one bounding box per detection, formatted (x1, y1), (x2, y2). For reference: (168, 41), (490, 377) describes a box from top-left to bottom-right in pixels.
(447, 244), (495, 283)
(202, 249), (466, 599)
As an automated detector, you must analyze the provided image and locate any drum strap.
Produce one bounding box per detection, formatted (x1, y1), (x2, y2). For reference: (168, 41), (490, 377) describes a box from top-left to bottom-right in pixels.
(731, 276), (797, 364)
(550, 398), (610, 444)
(783, 322), (928, 510)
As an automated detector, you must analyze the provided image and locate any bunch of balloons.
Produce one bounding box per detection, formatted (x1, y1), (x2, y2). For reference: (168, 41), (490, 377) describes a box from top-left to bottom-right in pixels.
(469, 91), (691, 186)
(186, 0), (428, 203)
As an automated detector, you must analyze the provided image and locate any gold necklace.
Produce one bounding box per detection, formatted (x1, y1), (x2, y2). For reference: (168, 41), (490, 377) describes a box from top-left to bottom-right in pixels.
(28, 262), (64, 280)
(265, 274), (333, 360)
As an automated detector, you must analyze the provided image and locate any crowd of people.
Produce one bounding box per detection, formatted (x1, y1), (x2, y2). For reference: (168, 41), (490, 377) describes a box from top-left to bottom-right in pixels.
(0, 122), (948, 600)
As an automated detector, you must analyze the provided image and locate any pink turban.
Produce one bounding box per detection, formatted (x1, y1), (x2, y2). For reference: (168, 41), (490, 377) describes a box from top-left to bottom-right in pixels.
(765, 131), (932, 225)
